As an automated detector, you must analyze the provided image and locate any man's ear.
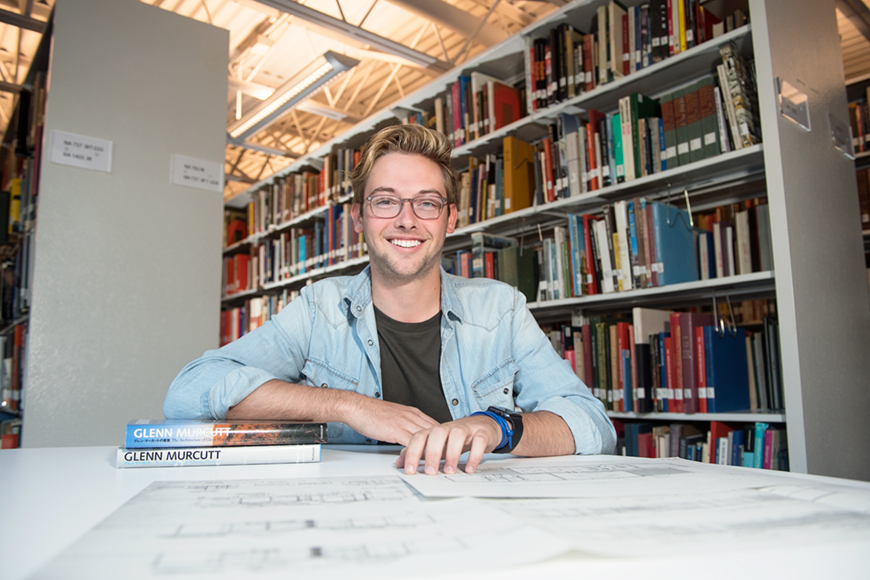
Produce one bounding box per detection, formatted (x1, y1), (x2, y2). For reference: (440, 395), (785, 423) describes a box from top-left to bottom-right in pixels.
(352, 203), (364, 233)
(445, 203), (458, 234)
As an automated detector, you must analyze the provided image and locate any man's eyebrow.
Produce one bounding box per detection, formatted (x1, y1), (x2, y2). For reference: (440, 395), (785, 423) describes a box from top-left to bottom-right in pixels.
(368, 187), (443, 196)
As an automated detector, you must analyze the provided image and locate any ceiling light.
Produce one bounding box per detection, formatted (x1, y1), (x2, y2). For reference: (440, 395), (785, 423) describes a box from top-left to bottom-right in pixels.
(295, 101), (348, 121)
(227, 51), (359, 141)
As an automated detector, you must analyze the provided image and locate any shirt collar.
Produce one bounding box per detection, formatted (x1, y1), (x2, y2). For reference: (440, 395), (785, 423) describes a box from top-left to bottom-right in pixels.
(342, 265), (463, 322)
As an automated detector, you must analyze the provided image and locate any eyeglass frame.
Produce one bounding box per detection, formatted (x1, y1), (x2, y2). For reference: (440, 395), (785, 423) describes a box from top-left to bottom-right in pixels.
(364, 194), (451, 220)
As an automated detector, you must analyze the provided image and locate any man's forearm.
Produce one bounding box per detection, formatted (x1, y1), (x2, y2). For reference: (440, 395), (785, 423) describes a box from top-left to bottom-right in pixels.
(510, 411), (575, 457)
(226, 379), (355, 422)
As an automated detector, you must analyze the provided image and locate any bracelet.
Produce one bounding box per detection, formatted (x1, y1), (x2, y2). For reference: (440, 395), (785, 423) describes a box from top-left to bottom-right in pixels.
(470, 410), (511, 451)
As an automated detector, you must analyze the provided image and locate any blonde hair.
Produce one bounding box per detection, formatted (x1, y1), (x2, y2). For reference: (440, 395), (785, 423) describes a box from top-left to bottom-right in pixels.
(351, 124), (459, 209)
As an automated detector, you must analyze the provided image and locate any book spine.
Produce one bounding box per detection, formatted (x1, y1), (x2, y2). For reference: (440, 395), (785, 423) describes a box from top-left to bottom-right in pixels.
(116, 444), (321, 468)
(125, 422), (327, 448)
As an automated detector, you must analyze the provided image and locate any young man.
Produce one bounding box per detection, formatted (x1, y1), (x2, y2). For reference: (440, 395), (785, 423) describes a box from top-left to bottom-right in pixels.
(164, 124), (615, 475)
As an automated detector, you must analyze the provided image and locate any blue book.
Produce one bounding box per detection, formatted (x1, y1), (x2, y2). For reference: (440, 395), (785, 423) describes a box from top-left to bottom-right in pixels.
(622, 347), (632, 410)
(658, 331), (669, 412)
(703, 326), (750, 413)
(658, 118), (667, 171)
(731, 429), (745, 466)
(650, 202), (699, 286)
(124, 420), (327, 449)
(753, 422), (769, 469)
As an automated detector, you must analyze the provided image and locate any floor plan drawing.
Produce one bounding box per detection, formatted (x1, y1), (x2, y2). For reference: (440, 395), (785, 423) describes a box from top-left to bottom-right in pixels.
(33, 476), (569, 580)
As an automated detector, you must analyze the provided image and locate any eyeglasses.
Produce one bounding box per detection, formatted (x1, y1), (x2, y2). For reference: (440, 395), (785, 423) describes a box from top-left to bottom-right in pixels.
(365, 194), (449, 220)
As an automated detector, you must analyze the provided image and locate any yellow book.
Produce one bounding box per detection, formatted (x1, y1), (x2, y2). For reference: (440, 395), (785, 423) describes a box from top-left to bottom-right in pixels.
(8, 177), (20, 234)
(678, 0), (687, 52)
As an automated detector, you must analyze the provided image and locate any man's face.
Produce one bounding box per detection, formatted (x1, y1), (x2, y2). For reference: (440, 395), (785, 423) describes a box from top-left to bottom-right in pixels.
(351, 152), (457, 285)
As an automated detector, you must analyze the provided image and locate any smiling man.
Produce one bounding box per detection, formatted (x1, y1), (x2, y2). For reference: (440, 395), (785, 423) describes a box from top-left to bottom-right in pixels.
(164, 124), (615, 474)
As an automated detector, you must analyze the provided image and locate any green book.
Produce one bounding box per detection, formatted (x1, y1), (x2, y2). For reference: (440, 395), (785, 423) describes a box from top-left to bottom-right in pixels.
(697, 75), (722, 159)
(612, 112), (625, 183)
(672, 88), (692, 166)
(629, 93), (660, 178)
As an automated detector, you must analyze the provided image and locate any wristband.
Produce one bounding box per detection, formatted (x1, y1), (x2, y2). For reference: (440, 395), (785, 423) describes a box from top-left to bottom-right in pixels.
(470, 407), (523, 453)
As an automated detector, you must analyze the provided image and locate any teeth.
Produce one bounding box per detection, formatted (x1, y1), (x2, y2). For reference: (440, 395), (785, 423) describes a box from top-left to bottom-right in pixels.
(391, 239), (421, 248)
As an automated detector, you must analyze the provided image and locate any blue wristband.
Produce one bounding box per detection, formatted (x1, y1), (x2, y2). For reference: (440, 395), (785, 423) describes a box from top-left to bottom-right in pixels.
(470, 410), (512, 451)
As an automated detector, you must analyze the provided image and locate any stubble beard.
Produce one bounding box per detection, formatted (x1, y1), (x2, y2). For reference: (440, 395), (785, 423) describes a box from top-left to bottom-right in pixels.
(369, 240), (443, 285)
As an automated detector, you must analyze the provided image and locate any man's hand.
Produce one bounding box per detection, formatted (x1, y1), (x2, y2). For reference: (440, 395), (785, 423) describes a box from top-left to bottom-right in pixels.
(342, 396), (440, 446)
(395, 415), (502, 476)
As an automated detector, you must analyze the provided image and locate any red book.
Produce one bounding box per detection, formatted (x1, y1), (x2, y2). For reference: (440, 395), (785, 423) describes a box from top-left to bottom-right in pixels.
(224, 257), (235, 295)
(763, 428), (774, 469)
(582, 214), (600, 294)
(234, 254), (251, 293)
(617, 321), (632, 412)
(630, 324), (638, 413)
(492, 82), (521, 130)
(638, 432), (655, 458)
(542, 136), (555, 202)
(709, 421), (736, 464)
(484, 251), (496, 279)
(669, 312), (684, 413)
(696, 326), (707, 413)
(664, 335), (674, 410)
(680, 312), (714, 414)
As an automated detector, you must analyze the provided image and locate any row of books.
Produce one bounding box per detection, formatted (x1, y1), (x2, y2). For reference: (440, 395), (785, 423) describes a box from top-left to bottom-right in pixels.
(853, 166), (870, 229)
(116, 419), (327, 468)
(525, 1), (748, 112)
(546, 304), (783, 415)
(848, 85), (870, 155)
(223, 203), (367, 297)
(219, 290), (299, 347)
(613, 419), (788, 470)
(0, 323), (26, 416)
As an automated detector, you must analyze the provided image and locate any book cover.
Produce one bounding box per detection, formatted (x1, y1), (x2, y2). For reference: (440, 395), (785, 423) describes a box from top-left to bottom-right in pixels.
(650, 202), (699, 286)
(632, 307), (672, 413)
(116, 443), (322, 468)
(125, 420), (328, 449)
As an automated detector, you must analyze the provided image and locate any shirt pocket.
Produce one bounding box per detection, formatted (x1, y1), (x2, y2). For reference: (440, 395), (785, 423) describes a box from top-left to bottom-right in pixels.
(470, 359), (520, 410)
(300, 359), (361, 441)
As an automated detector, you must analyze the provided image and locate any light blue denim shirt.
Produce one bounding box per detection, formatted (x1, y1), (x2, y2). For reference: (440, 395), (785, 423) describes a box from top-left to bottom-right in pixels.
(164, 266), (616, 454)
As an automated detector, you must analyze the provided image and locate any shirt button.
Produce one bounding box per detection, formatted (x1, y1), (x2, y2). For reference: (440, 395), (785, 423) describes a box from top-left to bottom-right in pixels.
(365, 438), (373, 444)
(375, 392), (380, 398)
(367, 339), (373, 346)
(356, 306), (362, 312)
(504, 388), (509, 395)
(451, 399), (459, 406)
(320, 383), (328, 388)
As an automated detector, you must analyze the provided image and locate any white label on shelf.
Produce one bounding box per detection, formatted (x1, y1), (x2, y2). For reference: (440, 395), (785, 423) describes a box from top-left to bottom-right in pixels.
(657, 388), (665, 399)
(690, 138), (702, 151)
(686, 30), (694, 43)
(633, 265), (641, 275)
(704, 132), (718, 146)
(585, 72), (592, 84)
(652, 37), (661, 47)
(638, 388), (645, 398)
(674, 389), (683, 400)
(684, 388), (692, 399)
(171, 154), (223, 192)
(678, 142), (690, 155)
(587, 274), (594, 284)
(707, 388), (715, 398)
(667, 388), (674, 400)
(50, 130), (112, 173)
(666, 146), (677, 159)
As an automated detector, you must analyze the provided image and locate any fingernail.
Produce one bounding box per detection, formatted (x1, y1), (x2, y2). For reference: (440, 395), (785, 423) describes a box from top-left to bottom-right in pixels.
(425, 465), (436, 475)
(405, 465), (416, 475)
(466, 465), (475, 474)
(444, 465), (455, 474)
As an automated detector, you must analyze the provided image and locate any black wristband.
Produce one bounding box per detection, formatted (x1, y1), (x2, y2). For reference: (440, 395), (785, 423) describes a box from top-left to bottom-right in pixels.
(485, 406), (524, 454)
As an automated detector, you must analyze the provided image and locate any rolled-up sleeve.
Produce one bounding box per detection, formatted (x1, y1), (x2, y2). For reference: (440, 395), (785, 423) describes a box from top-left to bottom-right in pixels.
(510, 294), (616, 455)
(163, 290), (313, 420)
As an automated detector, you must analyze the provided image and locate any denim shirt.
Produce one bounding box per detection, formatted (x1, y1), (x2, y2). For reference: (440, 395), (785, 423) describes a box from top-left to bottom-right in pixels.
(164, 267), (616, 454)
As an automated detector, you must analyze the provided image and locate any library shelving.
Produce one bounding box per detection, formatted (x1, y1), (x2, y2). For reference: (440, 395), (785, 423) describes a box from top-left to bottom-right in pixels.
(219, 0), (870, 480)
(0, 14), (52, 449)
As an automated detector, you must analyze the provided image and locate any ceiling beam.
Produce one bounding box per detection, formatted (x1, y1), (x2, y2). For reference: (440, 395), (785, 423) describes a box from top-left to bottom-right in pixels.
(0, 7), (44, 32)
(254, 0), (451, 75)
(838, 0), (870, 44)
(385, 0), (507, 46)
(0, 80), (19, 93)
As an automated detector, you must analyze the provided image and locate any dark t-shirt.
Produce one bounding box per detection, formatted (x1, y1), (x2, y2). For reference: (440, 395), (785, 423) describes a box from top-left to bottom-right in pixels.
(373, 305), (453, 424)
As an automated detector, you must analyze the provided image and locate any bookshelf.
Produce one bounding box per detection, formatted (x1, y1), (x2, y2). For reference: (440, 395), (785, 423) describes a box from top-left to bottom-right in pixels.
(0, 14), (52, 448)
(17, 0), (229, 448)
(219, 0), (870, 481)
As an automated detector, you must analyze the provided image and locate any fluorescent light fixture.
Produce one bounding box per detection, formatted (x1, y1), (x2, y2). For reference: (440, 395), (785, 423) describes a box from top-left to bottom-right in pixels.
(228, 51), (359, 141)
(295, 100), (348, 121)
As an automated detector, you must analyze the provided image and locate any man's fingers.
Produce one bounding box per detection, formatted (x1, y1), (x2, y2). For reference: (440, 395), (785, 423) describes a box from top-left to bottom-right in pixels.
(442, 428), (467, 475)
(422, 426), (449, 475)
(464, 432), (489, 474)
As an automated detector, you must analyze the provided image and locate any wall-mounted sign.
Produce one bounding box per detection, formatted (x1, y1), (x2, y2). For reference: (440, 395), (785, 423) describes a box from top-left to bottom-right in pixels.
(777, 78), (811, 132)
(171, 154), (223, 193)
(50, 130), (113, 173)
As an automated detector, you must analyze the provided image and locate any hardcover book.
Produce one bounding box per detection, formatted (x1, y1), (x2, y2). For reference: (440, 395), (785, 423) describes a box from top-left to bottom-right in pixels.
(125, 420), (328, 449)
(116, 443), (322, 468)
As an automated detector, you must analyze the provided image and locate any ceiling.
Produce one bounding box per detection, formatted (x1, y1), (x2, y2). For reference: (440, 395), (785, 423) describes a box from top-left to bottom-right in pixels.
(1, 0), (869, 201)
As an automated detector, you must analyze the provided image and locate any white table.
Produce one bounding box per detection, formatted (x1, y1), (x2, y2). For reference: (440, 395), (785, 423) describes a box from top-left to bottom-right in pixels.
(2, 445), (868, 579)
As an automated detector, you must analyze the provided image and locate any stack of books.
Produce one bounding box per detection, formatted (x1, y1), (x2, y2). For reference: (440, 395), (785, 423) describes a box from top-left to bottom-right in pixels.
(115, 419), (327, 469)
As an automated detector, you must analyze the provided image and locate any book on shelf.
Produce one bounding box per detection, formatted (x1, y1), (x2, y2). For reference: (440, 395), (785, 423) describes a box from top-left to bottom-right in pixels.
(612, 418), (787, 470)
(116, 443), (322, 468)
(125, 419), (328, 449)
